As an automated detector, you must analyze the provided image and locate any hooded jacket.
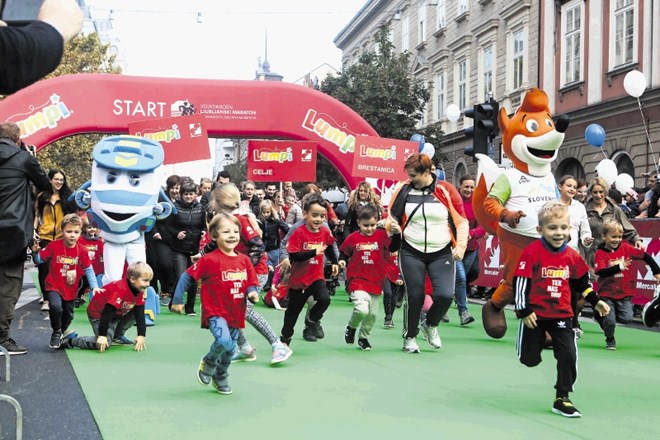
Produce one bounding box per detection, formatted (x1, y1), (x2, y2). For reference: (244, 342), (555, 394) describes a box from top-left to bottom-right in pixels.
(0, 139), (50, 264)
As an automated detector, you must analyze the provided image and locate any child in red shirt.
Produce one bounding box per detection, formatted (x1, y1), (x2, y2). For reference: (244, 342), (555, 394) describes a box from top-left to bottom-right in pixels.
(172, 213), (259, 395)
(594, 218), (660, 350)
(61, 261), (152, 352)
(32, 214), (102, 349)
(76, 221), (104, 305)
(514, 201), (610, 418)
(339, 205), (401, 350)
(280, 193), (338, 345)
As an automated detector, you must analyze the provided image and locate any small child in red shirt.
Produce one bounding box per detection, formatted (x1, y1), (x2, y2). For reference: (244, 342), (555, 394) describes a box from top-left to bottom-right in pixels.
(280, 193), (338, 345)
(339, 205), (401, 350)
(514, 201), (610, 418)
(32, 214), (102, 349)
(594, 218), (660, 350)
(61, 261), (152, 352)
(171, 213), (260, 395)
(76, 221), (104, 305)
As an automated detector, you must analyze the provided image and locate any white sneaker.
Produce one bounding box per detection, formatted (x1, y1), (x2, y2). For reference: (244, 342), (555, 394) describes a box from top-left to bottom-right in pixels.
(421, 321), (442, 349)
(41, 301), (49, 311)
(271, 342), (293, 364)
(403, 336), (420, 353)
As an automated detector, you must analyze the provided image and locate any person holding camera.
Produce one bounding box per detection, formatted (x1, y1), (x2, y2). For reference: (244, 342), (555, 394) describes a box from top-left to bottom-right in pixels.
(0, 0), (83, 94)
(0, 122), (50, 355)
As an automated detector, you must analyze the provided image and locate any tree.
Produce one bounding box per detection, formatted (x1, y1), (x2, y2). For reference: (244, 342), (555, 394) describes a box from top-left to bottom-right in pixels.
(36, 33), (122, 188)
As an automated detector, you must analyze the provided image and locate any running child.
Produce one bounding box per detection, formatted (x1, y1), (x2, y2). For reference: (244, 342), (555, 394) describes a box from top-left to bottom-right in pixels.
(339, 204), (401, 350)
(32, 213), (102, 349)
(171, 213), (259, 395)
(76, 221), (104, 306)
(594, 218), (660, 349)
(280, 193), (338, 345)
(61, 262), (152, 352)
(514, 201), (610, 418)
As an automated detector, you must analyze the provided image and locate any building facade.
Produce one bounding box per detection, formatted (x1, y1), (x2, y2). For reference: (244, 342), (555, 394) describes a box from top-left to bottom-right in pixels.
(335, 0), (660, 187)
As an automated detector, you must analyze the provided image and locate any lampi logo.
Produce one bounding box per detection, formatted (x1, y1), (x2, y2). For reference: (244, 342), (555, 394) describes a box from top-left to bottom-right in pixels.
(541, 266), (569, 279)
(253, 147), (293, 163)
(359, 144), (397, 160)
(302, 109), (355, 154)
(135, 124), (181, 144)
(221, 270), (247, 282)
(15, 94), (72, 137)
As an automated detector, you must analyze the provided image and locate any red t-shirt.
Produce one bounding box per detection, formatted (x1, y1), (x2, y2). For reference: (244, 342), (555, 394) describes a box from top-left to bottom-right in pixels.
(79, 235), (104, 275)
(40, 240), (93, 301)
(287, 225), (335, 290)
(340, 229), (391, 295)
(514, 240), (589, 319)
(235, 214), (268, 275)
(186, 250), (258, 329)
(87, 278), (145, 320)
(595, 241), (644, 300)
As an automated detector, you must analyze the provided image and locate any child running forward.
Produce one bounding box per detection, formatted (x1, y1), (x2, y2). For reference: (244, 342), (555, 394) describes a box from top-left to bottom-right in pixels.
(171, 213), (259, 395)
(32, 214), (102, 349)
(61, 262), (152, 352)
(514, 201), (610, 418)
(594, 218), (660, 350)
(280, 193), (338, 345)
(339, 204), (401, 350)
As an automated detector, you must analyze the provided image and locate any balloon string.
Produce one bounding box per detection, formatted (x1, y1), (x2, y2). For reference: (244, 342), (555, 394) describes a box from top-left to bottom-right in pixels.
(637, 97), (660, 175)
(600, 146), (608, 159)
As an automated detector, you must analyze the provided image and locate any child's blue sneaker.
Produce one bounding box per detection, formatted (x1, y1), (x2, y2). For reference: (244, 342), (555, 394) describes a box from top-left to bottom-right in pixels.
(112, 335), (134, 346)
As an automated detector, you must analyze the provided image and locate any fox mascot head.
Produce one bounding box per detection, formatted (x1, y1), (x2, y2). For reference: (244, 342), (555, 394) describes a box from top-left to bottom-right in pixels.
(499, 88), (569, 177)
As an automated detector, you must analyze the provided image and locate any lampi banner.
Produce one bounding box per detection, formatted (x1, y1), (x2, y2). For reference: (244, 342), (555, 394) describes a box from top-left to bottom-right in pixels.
(247, 140), (317, 182)
(127, 114), (210, 165)
(352, 136), (418, 181)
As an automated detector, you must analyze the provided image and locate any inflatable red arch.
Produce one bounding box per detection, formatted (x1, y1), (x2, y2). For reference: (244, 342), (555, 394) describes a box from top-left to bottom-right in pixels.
(0, 73), (378, 190)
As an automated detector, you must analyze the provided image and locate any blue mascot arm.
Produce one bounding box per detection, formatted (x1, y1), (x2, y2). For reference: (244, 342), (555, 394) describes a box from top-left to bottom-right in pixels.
(69, 181), (92, 210)
(159, 188), (178, 215)
(153, 202), (174, 220)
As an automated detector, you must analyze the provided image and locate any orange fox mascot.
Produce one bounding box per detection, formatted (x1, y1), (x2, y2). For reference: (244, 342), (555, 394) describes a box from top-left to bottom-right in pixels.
(473, 88), (569, 338)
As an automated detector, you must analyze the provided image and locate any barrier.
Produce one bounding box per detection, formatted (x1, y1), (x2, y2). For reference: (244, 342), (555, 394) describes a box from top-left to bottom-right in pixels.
(474, 219), (660, 305)
(0, 394), (23, 440)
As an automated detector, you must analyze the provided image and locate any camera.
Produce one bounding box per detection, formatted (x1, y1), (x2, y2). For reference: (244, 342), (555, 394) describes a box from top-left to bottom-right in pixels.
(0, 0), (46, 26)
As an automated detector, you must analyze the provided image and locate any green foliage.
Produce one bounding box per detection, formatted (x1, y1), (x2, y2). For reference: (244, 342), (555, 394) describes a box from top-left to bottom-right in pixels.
(37, 33), (122, 189)
(320, 24), (440, 144)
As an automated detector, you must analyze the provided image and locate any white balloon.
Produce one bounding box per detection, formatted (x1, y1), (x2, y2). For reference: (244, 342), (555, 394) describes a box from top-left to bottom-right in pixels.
(595, 159), (618, 187)
(446, 104), (461, 123)
(623, 70), (646, 98)
(421, 142), (435, 159)
(614, 173), (635, 194)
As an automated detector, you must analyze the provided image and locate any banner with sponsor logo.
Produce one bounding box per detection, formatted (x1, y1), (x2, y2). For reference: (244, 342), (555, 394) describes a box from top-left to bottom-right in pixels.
(473, 219), (660, 305)
(351, 136), (418, 181)
(247, 140), (317, 182)
(127, 114), (209, 165)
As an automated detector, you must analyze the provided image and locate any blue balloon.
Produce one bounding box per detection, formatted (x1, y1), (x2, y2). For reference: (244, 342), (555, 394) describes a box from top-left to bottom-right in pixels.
(585, 124), (606, 148)
(410, 133), (425, 151)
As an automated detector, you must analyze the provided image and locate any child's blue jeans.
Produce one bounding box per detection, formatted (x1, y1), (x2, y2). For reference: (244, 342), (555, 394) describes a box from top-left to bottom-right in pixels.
(206, 316), (240, 379)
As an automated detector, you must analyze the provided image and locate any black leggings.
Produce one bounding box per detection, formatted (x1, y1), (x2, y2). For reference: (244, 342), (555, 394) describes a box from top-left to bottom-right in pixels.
(399, 246), (455, 338)
(281, 279), (330, 339)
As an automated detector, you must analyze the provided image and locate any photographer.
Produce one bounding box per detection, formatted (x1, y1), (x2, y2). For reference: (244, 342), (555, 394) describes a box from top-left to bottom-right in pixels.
(0, 0), (83, 94)
(0, 122), (50, 354)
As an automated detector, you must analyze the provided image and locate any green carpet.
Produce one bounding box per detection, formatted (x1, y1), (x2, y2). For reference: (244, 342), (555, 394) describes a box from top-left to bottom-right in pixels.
(66, 290), (660, 440)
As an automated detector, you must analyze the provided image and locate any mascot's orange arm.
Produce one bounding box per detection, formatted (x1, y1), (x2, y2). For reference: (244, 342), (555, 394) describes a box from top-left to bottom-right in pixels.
(484, 197), (505, 221)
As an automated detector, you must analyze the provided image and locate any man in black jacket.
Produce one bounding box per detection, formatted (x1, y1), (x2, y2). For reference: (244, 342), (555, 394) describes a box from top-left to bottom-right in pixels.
(0, 122), (50, 354)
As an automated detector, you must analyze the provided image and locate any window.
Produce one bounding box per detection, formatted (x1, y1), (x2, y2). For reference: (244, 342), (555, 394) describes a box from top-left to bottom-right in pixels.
(418, 1), (427, 43)
(512, 29), (524, 90)
(459, 0), (469, 14)
(483, 45), (493, 100)
(437, 0), (446, 29)
(402, 14), (410, 51)
(613, 0), (634, 67)
(562, 2), (582, 85)
(458, 60), (467, 110)
(436, 71), (446, 120)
